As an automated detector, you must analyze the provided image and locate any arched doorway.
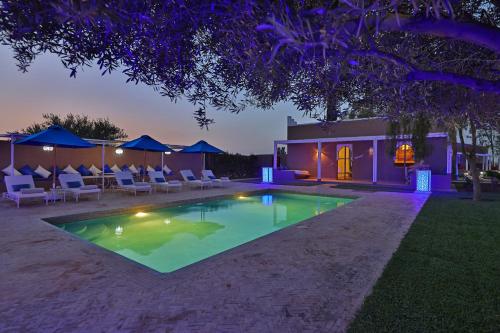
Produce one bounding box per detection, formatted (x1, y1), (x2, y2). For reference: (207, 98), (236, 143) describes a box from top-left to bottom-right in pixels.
(337, 145), (352, 180)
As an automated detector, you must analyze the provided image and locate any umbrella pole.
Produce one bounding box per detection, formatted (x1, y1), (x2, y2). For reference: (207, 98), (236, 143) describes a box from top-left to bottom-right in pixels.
(143, 150), (147, 182)
(101, 143), (105, 192)
(10, 134), (14, 176)
(52, 146), (57, 189)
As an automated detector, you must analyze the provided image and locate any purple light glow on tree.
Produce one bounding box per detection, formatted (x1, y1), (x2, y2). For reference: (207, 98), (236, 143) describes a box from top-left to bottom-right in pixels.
(0, 1), (498, 119)
(0, 0), (498, 200)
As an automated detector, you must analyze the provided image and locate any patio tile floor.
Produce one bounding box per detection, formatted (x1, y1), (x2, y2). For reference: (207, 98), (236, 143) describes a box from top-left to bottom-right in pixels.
(0, 182), (428, 332)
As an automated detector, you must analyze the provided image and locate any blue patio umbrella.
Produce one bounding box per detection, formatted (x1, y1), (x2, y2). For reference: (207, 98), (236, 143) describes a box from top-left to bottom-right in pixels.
(119, 135), (173, 180)
(180, 140), (224, 172)
(15, 125), (95, 188)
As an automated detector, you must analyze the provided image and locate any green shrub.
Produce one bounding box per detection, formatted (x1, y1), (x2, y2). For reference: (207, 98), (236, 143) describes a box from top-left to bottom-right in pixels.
(485, 170), (500, 179)
(208, 153), (259, 179)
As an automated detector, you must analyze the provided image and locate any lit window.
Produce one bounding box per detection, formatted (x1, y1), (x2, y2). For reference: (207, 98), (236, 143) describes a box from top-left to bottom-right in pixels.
(394, 144), (415, 165)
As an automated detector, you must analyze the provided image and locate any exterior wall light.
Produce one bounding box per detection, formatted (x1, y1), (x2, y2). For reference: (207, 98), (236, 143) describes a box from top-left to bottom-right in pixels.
(115, 148), (124, 155)
(42, 146), (54, 152)
(165, 151), (172, 155)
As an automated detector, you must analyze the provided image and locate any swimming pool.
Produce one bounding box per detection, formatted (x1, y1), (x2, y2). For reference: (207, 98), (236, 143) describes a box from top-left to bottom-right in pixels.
(58, 192), (353, 273)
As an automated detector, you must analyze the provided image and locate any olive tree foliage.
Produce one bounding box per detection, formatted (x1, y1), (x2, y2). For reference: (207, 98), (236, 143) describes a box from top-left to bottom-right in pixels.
(224, 0), (499, 120)
(478, 124), (500, 168)
(404, 84), (498, 201)
(0, 0), (498, 125)
(22, 113), (128, 140)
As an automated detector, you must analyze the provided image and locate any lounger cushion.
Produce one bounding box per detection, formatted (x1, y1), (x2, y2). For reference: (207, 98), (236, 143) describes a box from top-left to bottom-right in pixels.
(67, 181), (83, 188)
(147, 165), (156, 172)
(128, 165), (139, 174)
(81, 185), (98, 190)
(35, 165), (52, 179)
(155, 165), (162, 171)
(111, 164), (122, 173)
(187, 176), (196, 181)
(21, 188), (44, 194)
(77, 165), (92, 176)
(103, 164), (113, 173)
(12, 184), (31, 192)
(121, 179), (133, 185)
(208, 175), (216, 180)
(2, 165), (22, 176)
(155, 177), (166, 183)
(163, 165), (172, 175)
(63, 165), (80, 174)
(19, 165), (41, 178)
(89, 165), (102, 176)
(121, 164), (130, 171)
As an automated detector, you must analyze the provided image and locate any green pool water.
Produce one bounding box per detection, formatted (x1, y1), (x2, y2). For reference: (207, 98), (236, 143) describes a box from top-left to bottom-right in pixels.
(59, 192), (352, 273)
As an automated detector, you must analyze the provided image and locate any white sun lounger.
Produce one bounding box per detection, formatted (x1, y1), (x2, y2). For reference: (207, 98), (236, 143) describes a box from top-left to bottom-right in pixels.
(3, 175), (49, 208)
(114, 171), (152, 195)
(58, 173), (101, 202)
(180, 170), (211, 190)
(148, 171), (182, 193)
(202, 170), (230, 187)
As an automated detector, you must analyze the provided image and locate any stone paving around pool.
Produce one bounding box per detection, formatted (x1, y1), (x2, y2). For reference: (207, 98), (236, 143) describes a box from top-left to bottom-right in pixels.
(0, 182), (429, 333)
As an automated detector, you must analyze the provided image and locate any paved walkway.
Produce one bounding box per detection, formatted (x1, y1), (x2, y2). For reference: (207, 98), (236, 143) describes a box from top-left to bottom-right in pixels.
(0, 182), (428, 332)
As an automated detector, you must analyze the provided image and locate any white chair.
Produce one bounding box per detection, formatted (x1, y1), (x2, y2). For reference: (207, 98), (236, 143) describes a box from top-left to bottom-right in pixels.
(114, 171), (152, 195)
(202, 170), (230, 187)
(180, 169), (211, 190)
(58, 173), (101, 202)
(3, 175), (48, 208)
(148, 171), (182, 193)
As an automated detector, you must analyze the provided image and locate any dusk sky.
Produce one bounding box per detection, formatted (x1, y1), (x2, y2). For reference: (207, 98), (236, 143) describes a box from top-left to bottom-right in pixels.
(0, 45), (309, 154)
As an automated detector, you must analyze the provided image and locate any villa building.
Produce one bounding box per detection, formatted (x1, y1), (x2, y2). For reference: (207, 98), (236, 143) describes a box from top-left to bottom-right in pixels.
(273, 117), (493, 190)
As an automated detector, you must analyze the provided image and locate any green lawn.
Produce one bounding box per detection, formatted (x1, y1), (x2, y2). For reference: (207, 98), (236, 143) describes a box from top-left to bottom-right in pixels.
(348, 193), (500, 333)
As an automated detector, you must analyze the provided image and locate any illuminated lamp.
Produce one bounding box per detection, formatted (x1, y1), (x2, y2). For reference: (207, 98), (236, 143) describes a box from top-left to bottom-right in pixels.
(262, 167), (273, 183)
(416, 170), (431, 192)
(115, 148), (124, 155)
(42, 146), (54, 152)
(165, 151), (172, 155)
(135, 212), (149, 217)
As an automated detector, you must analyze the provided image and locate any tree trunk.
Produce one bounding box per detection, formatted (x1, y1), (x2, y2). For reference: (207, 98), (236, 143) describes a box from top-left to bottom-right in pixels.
(326, 94), (338, 121)
(486, 128), (495, 170)
(459, 123), (482, 201)
(469, 120), (482, 201)
(449, 126), (457, 180)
